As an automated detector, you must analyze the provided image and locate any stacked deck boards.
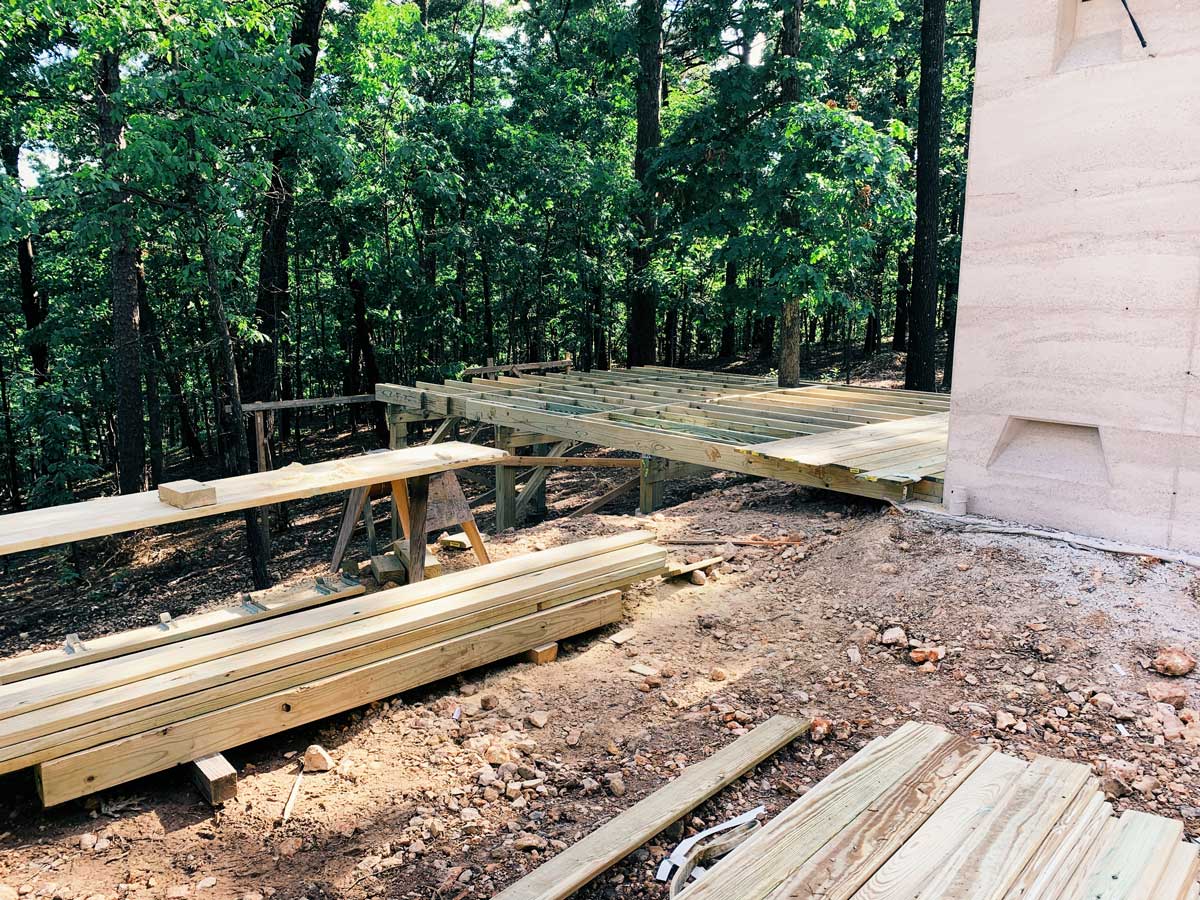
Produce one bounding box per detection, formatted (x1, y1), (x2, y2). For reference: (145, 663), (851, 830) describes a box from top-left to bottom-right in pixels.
(0, 532), (665, 806)
(376, 366), (949, 503)
(675, 722), (1197, 899)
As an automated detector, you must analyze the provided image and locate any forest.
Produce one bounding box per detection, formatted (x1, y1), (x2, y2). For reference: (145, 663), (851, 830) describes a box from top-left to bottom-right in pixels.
(0, 0), (979, 512)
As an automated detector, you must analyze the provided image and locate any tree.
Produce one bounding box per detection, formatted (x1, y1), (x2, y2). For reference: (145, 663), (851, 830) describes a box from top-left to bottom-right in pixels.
(904, 0), (946, 391)
(627, 0), (664, 366)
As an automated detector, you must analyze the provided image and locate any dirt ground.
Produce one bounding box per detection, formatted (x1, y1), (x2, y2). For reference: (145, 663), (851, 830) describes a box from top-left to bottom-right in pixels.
(2, 357), (1198, 899)
(2, 468), (1200, 899)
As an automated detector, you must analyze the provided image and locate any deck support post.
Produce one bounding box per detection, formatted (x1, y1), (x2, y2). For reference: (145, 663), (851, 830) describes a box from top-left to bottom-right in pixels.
(495, 427), (520, 532)
(639, 456), (669, 514)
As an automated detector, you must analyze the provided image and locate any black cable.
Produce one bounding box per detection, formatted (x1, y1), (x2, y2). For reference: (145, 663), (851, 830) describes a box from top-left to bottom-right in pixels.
(1119, 0), (1148, 48)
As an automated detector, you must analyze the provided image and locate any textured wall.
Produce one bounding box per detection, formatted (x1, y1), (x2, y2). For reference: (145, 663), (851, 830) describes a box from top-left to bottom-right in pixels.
(945, 0), (1200, 551)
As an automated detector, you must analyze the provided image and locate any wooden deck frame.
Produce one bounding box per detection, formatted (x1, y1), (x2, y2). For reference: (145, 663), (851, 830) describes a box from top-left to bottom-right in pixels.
(376, 367), (949, 508)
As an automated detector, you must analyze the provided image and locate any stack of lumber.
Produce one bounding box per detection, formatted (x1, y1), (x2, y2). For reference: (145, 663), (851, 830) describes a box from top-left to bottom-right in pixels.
(675, 721), (1198, 900)
(0, 532), (664, 806)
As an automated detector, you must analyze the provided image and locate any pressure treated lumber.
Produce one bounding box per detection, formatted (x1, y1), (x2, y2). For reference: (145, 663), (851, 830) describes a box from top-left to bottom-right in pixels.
(0, 543), (664, 752)
(497, 456), (641, 468)
(157, 479), (216, 509)
(1076, 810), (1185, 900)
(376, 367), (948, 503)
(36, 590), (625, 806)
(491, 715), (810, 900)
(0, 531), (653, 723)
(0, 556), (663, 774)
(190, 753), (237, 805)
(676, 722), (961, 900)
(0, 575), (365, 685)
(0, 443), (505, 557)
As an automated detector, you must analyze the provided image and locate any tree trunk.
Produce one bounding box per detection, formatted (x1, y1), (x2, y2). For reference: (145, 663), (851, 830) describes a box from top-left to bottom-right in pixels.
(202, 236), (272, 589)
(905, 0), (947, 391)
(249, 0), (326, 405)
(0, 360), (22, 510)
(337, 226), (386, 441)
(892, 249), (912, 350)
(627, 0), (663, 366)
(136, 263), (164, 485)
(776, 0), (805, 387)
(1, 143), (50, 386)
(96, 49), (146, 495)
(719, 260), (737, 358)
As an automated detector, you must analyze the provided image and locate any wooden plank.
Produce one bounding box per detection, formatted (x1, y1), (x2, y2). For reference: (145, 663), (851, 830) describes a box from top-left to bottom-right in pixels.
(36, 590), (626, 806)
(0, 544), (663, 750)
(235, 394), (376, 413)
(852, 751), (1027, 900)
(765, 742), (992, 900)
(677, 722), (958, 900)
(1076, 811), (1185, 900)
(462, 359), (573, 377)
(0, 532), (652, 722)
(0, 576), (365, 685)
(0, 443), (506, 557)
(1001, 788), (1110, 900)
(569, 475), (640, 518)
(156, 479), (216, 510)
(524, 642), (558, 665)
(860, 755), (1091, 900)
(190, 753), (237, 805)
(1150, 840), (1200, 899)
(492, 715), (810, 900)
(0, 555), (666, 773)
(497, 456), (641, 468)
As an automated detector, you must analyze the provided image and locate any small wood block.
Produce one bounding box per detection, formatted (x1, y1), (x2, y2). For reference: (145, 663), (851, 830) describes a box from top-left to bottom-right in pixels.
(370, 552), (407, 584)
(437, 531), (473, 551)
(664, 555), (724, 579)
(396, 543), (443, 579)
(608, 629), (636, 646)
(157, 479), (216, 509)
(191, 752), (237, 805)
(525, 642), (559, 665)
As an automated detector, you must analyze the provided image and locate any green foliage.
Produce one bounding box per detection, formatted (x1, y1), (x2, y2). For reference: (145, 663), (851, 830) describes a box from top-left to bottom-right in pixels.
(0, 0), (977, 507)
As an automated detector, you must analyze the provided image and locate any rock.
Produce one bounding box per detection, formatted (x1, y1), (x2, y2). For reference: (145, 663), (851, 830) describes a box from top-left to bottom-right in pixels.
(909, 647), (946, 664)
(689, 569), (707, 586)
(995, 710), (1017, 731)
(196, 878), (217, 891)
(565, 729), (581, 747)
(166, 888), (190, 900)
(1101, 776), (1131, 799)
(1146, 682), (1189, 709)
(460, 807), (482, 824)
(602, 773), (626, 797)
(709, 667), (728, 682)
(79, 833), (97, 850)
(1152, 647), (1196, 677)
(527, 711), (550, 729)
(880, 627), (907, 647)
(481, 694), (499, 711)
(303, 745), (334, 773)
(513, 833), (548, 851)
(277, 836), (303, 858)
(846, 646), (862, 666)
(809, 717), (831, 741)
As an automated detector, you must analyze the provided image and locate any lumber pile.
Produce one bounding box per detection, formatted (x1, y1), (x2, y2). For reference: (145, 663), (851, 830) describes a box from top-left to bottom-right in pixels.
(0, 532), (665, 806)
(672, 721), (1198, 900)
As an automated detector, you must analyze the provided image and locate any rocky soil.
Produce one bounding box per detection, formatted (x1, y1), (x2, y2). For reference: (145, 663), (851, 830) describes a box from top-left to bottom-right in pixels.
(2, 471), (1199, 900)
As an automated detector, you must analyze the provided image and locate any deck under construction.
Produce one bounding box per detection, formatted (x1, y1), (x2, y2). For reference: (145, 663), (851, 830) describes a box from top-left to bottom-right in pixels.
(377, 366), (949, 506)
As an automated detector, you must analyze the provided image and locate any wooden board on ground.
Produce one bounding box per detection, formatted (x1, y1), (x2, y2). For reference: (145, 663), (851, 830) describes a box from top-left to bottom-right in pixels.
(667, 722), (1195, 900)
(0, 575), (364, 685)
(190, 752), (237, 805)
(492, 715), (810, 900)
(0, 443), (505, 557)
(36, 590), (626, 805)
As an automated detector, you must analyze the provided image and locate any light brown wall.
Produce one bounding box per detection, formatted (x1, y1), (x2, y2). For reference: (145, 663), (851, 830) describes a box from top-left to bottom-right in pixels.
(946, 0), (1200, 551)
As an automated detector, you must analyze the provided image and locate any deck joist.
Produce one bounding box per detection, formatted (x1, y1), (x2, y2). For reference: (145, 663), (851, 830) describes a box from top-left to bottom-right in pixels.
(376, 366), (949, 503)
